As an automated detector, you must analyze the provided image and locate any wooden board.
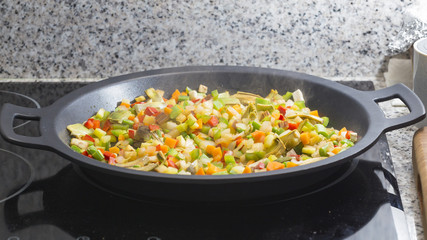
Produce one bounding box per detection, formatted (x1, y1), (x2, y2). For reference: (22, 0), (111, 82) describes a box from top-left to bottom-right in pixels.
(413, 126), (427, 239)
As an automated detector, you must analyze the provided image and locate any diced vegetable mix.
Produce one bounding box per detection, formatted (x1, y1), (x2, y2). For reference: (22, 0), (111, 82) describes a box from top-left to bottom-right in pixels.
(67, 86), (358, 175)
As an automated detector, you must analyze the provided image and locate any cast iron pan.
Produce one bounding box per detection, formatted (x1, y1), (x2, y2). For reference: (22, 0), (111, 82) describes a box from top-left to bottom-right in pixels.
(0, 66), (425, 202)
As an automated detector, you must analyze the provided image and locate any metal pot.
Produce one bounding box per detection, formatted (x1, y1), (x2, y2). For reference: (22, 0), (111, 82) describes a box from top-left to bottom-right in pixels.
(1, 66), (424, 202)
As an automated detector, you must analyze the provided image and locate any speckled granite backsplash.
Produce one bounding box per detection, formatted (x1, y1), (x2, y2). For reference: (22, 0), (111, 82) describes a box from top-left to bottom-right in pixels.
(0, 0), (412, 79)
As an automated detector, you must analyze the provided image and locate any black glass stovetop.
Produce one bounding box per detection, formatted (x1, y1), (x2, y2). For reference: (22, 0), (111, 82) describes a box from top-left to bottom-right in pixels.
(0, 81), (409, 240)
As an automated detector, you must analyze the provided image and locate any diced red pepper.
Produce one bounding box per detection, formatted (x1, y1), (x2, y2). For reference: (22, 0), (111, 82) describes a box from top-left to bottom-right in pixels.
(102, 120), (111, 131)
(167, 104), (173, 108)
(167, 159), (178, 169)
(144, 107), (159, 116)
(149, 124), (160, 131)
(82, 134), (95, 142)
(92, 119), (101, 129)
(279, 115), (285, 120)
(278, 105), (287, 115)
(133, 122), (142, 130)
(138, 114), (145, 123)
(207, 116), (219, 127)
(346, 131), (354, 140)
(84, 118), (94, 129)
(103, 151), (116, 159)
(82, 151), (88, 156)
(128, 129), (136, 139)
(156, 144), (162, 151)
(288, 122), (300, 130)
(192, 99), (200, 103)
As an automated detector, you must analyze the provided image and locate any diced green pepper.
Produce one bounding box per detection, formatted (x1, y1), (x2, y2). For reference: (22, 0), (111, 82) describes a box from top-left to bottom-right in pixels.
(283, 91), (293, 101)
(112, 124), (129, 130)
(252, 121), (261, 130)
(294, 101), (306, 109)
(255, 98), (270, 105)
(219, 97), (240, 105)
(219, 117), (228, 125)
(322, 117), (330, 127)
(167, 148), (179, 157)
(213, 129), (222, 140)
(122, 119), (134, 127)
(176, 123), (188, 132)
(190, 149), (200, 160)
(87, 145), (105, 161)
(315, 124), (329, 138)
(93, 128), (107, 139)
(224, 155), (236, 165)
(185, 114), (197, 127)
(201, 125), (210, 134)
(340, 139), (355, 147)
(211, 90), (219, 100)
(212, 170), (228, 175)
(71, 145), (83, 153)
(111, 129), (127, 137)
(213, 100), (224, 110)
(319, 145), (329, 157)
(169, 106), (182, 119)
(178, 95), (190, 102)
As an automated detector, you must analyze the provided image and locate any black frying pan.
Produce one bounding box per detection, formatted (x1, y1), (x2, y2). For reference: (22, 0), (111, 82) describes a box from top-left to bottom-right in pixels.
(0, 66), (424, 202)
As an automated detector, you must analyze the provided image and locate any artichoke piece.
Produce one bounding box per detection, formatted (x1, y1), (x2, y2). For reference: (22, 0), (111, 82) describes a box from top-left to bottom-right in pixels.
(242, 102), (258, 121)
(265, 89), (283, 101)
(278, 130), (301, 150)
(286, 113), (324, 123)
(256, 103), (274, 112)
(108, 110), (132, 124)
(67, 123), (92, 137)
(297, 119), (308, 132)
(231, 91), (262, 105)
(265, 136), (287, 158)
(133, 162), (159, 171)
(145, 88), (164, 102)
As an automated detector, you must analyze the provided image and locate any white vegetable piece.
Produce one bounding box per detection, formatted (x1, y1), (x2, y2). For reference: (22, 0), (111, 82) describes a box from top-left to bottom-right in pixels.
(292, 89), (304, 102)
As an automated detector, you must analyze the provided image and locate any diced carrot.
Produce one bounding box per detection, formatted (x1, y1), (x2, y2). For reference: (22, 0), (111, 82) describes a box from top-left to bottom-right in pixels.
(171, 89), (180, 101)
(97, 148), (105, 154)
(196, 167), (206, 175)
(120, 102), (130, 108)
(118, 134), (125, 141)
(128, 115), (135, 121)
(300, 132), (311, 145)
(205, 145), (216, 155)
(286, 162), (298, 168)
(251, 131), (266, 143)
(138, 114), (145, 123)
(164, 137), (178, 148)
(196, 118), (203, 129)
(160, 145), (169, 154)
(207, 116), (219, 127)
(212, 147), (223, 162)
(310, 110), (319, 117)
(266, 161), (285, 171)
(242, 166), (252, 174)
(339, 127), (347, 136)
(181, 92), (188, 96)
(156, 144), (162, 151)
(332, 147), (342, 154)
(232, 104), (242, 114)
(206, 162), (224, 175)
(164, 107), (173, 115)
(109, 146), (120, 154)
(235, 136), (243, 146)
(246, 160), (255, 166)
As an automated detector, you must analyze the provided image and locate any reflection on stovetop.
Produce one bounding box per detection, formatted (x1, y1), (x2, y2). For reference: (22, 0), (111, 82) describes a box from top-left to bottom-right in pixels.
(0, 81), (408, 240)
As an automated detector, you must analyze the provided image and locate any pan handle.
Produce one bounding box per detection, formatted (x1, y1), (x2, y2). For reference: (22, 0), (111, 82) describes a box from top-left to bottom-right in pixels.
(0, 103), (53, 149)
(367, 83), (426, 131)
